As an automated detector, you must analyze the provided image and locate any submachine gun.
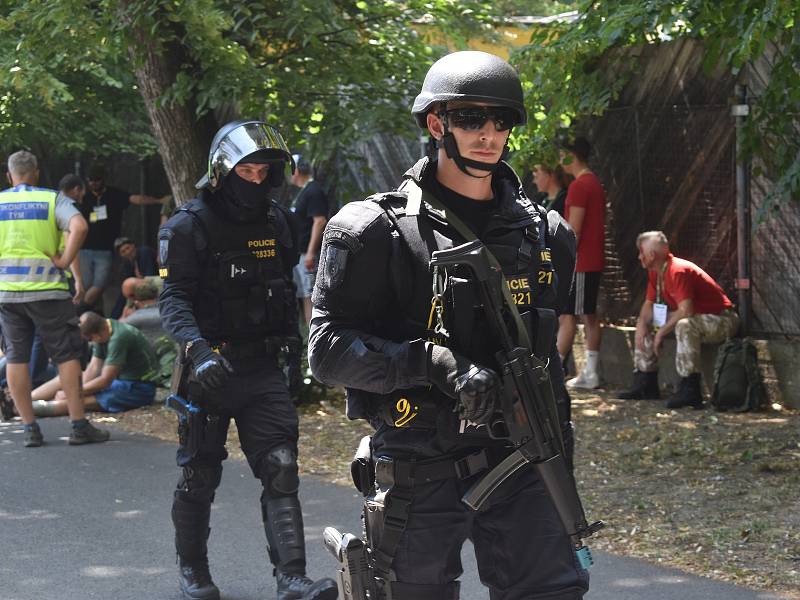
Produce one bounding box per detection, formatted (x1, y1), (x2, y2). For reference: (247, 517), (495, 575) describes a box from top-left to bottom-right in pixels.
(430, 239), (604, 567)
(323, 240), (604, 599)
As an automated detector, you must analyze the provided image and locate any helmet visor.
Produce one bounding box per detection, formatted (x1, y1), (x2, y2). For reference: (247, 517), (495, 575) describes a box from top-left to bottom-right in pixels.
(209, 122), (292, 181)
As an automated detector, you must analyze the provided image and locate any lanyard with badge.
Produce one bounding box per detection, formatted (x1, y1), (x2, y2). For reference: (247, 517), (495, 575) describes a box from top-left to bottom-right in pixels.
(652, 262), (668, 328)
(89, 192), (108, 223)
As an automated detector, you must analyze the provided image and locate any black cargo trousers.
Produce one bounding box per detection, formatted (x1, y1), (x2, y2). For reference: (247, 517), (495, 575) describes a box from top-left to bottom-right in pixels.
(172, 354), (307, 573)
(366, 440), (590, 600)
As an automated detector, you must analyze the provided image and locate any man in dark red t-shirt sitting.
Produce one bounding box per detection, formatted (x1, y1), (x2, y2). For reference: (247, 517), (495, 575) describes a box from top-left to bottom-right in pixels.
(618, 231), (739, 408)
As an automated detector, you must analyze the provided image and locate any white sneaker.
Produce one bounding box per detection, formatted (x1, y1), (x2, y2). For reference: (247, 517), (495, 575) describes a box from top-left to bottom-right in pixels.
(566, 370), (600, 390)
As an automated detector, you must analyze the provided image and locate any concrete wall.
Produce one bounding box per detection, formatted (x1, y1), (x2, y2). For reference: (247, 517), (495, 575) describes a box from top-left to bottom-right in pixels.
(571, 325), (798, 408)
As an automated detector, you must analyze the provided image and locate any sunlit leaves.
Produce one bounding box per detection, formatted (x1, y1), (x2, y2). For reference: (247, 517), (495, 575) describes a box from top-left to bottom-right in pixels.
(511, 0), (800, 214)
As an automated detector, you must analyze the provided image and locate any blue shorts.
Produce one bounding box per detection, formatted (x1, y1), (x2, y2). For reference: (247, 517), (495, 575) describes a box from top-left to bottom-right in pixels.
(292, 253), (317, 298)
(79, 249), (113, 290)
(95, 379), (156, 413)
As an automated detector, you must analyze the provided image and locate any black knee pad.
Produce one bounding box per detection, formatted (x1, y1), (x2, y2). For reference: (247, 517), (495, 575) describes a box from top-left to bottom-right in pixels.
(259, 445), (299, 499)
(175, 464), (223, 504)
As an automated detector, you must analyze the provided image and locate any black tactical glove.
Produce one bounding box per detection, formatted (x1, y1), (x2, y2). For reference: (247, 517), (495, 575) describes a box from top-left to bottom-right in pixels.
(428, 345), (499, 425)
(186, 339), (234, 391)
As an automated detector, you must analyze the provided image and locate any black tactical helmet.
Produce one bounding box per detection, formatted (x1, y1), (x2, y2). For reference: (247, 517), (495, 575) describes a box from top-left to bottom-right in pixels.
(411, 51), (527, 129)
(196, 119), (295, 190)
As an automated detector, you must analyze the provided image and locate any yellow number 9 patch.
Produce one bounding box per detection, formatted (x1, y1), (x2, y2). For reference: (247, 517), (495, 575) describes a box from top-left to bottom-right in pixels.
(393, 397), (418, 427)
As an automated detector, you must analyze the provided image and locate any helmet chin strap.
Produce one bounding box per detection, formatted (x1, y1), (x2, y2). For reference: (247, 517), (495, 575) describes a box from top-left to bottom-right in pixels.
(439, 120), (508, 179)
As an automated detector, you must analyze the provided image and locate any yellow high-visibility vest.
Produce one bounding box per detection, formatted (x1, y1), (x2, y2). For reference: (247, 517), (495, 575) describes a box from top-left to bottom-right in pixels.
(0, 186), (69, 292)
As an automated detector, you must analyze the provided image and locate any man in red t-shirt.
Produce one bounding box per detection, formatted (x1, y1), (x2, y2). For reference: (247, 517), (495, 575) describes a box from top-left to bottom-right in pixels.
(558, 137), (605, 389)
(618, 231), (739, 408)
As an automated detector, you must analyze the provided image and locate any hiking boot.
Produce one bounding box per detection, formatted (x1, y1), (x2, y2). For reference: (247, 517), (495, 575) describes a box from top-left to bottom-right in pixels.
(0, 386), (16, 421)
(276, 570), (338, 600)
(178, 559), (220, 600)
(617, 370), (660, 400)
(566, 369), (600, 390)
(68, 421), (110, 445)
(666, 373), (703, 409)
(24, 423), (43, 447)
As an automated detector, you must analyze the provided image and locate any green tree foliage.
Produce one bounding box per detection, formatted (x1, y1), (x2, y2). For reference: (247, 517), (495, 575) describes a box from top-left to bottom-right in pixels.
(0, 1), (503, 178)
(511, 0), (800, 214)
(0, 0), (156, 158)
(490, 0), (575, 16)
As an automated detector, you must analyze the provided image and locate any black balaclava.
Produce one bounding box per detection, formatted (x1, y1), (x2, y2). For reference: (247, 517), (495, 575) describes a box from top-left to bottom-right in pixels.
(221, 168), (272, 221)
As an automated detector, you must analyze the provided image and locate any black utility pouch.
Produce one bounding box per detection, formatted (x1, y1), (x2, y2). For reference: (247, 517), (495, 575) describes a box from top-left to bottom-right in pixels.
(350, 435), (375, 496)
(265, 278), (288, 328)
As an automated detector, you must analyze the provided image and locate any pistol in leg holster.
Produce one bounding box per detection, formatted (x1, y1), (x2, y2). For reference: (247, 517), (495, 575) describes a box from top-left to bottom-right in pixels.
(167, 350), (223, 459)
(324, 435), (411, 600)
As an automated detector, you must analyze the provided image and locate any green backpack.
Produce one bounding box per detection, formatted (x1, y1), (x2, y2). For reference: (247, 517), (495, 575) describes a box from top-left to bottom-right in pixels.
(711, 337), (767, 412)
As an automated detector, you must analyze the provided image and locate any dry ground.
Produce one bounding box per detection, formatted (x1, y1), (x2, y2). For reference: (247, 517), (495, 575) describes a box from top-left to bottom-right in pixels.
(106, 387), (800, 598)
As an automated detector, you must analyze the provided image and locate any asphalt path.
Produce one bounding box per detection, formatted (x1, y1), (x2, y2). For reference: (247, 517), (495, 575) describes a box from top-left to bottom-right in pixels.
(0, 417), (789, 600)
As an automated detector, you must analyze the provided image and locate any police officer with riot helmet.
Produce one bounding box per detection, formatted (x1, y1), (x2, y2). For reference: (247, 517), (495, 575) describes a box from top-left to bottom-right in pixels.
(158, 120), (337, 600)
(309, 51), (587, 599)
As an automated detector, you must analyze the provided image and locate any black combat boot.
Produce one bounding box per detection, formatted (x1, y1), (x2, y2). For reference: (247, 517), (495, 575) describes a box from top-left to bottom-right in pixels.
(263, 496), (337, 600)
(178, 557), (219, 600)
(617, 370), (660, 400)
(275, 570), (338, 600)
(173, 498), (220, 600)
(666, 373), (703, 409)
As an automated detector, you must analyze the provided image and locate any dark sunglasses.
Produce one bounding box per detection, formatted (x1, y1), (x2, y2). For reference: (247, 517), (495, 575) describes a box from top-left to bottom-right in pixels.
(441, 107), (518, 132)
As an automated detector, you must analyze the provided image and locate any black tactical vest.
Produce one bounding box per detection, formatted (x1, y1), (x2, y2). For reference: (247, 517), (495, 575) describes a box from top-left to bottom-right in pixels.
(345, 180), (560, 446)
(375, 183), (557, 360)
(180, 199), (294, 344)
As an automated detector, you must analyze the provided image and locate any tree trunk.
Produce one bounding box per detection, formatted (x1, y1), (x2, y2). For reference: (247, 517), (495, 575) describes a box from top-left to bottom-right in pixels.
(120, 2), (216, 206)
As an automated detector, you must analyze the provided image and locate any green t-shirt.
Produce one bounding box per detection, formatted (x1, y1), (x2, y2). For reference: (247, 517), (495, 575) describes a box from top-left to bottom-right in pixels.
(92, 320), (159, 383)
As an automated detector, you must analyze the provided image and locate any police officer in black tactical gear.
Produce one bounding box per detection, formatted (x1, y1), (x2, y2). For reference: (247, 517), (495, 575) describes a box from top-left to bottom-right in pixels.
(158, 120), (338, 600)
(309, 51), (587, 599)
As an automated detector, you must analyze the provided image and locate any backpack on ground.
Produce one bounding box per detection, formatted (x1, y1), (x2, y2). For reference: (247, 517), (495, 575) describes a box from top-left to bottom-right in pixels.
(711, 337), (767, 412)
(152, 335), (179, 388)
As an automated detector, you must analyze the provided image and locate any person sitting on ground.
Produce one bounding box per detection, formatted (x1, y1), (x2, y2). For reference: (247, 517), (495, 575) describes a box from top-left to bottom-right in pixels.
(111, 237), (158, 318)
(117, 275), (163, 319)
(617, 231), (739, 408)
(532, 163), (571, 216)
(78, 164), (166, 314)
(120, 278), (163, 344)
(28, 311), (159, 417)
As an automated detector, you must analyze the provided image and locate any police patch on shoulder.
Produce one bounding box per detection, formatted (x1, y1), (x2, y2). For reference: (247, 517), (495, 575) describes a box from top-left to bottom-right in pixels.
(158, 229), (174, 278)
(159, 231), (173, 266)
(320, 243), (349, 290)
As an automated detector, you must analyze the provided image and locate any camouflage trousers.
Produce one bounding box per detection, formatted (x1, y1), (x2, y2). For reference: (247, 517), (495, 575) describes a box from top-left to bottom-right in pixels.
(635, 309), (740, 377)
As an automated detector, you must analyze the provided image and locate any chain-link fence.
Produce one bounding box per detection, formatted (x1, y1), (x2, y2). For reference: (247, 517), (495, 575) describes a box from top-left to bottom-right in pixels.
(590, 102), (798, 336)
(591, 104), (740, 326)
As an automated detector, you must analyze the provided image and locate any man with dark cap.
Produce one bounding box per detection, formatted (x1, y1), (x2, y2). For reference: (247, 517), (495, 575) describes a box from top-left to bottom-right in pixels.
(309, 51), (590, 599)
(158, 120), (336, 600)
(78, 163), (164, 311)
